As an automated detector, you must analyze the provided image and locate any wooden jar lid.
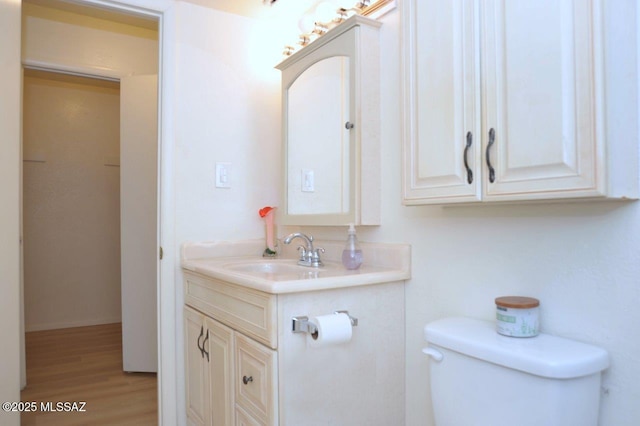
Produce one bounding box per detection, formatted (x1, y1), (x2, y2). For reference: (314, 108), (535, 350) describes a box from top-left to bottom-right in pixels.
(495, 296), (540, 309)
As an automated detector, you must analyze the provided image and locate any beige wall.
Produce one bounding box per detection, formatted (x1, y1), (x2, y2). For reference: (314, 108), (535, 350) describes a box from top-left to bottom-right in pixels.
(0, 0), (22, 424)
(23, 70), (122, 331)
(22, 2), (158, 78)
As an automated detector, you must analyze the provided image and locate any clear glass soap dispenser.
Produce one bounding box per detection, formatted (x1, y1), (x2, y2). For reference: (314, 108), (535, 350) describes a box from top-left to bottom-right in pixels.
(341, 223), (363, 270)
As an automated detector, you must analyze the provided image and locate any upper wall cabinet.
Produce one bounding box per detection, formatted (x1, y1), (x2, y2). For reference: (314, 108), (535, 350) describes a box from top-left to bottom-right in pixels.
(277, 15), (381, 226)
(402, 0), (638, 205)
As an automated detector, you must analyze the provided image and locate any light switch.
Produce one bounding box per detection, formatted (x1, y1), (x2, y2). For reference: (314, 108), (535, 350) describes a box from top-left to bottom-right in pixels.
(215, 162), (231, 188)
(302, 169), (314, 192)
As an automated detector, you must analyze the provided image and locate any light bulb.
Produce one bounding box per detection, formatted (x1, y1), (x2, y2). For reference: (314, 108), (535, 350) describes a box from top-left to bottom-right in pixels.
(315, 2), (336, 23)
(331, 0), (355, 8)
(298, 13), (315, 33)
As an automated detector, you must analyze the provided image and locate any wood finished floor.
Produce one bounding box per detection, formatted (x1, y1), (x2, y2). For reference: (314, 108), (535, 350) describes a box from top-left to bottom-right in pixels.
(20, 323), (158, 426)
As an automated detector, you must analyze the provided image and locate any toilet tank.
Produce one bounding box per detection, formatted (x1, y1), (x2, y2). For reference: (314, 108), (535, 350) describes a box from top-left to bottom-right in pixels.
(423, 317), (609, 426)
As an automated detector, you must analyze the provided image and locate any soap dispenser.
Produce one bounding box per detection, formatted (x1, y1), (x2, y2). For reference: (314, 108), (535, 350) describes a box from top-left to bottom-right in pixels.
(341, 223), (363, 270)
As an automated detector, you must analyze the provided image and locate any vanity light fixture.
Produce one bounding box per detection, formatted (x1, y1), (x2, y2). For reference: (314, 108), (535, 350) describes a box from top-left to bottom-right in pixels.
(271, 0), (394, 57)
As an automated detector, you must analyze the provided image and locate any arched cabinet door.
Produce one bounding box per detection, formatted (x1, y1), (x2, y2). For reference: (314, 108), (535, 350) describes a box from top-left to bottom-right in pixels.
(277, 15), (382, 226)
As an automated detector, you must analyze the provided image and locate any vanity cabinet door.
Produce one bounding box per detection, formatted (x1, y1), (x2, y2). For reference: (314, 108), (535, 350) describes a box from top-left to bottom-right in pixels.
(234, 333), (278, 426)
(402, 0), (481, 204)
(185, 307), (210, 426)
(205, 316), (235, 426)
(185, 307), (235, 426)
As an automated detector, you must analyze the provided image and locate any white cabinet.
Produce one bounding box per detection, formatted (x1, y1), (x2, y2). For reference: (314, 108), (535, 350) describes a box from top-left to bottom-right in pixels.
(183, 270), (405, 426)
(402, 0), (638, 204)
(185, 306), (277, 426)
(184, 270), (278, 426)
(276, 15), (381, 225)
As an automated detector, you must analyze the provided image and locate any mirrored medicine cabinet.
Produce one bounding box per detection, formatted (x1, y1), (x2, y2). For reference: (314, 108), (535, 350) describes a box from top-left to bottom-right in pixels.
(276, 15), (381, 226)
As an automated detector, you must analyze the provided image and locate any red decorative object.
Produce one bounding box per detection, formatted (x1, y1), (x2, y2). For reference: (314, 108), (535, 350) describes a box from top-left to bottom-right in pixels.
(259, 206), (274, 218)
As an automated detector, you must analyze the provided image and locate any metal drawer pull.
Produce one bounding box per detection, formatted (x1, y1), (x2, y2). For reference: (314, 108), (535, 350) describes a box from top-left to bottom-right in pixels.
(464, 131), (473, 184)
(486, 128), (496, 183)
(202, 330), (209, 362)
(242, 375), (253, 385)
(345, 121), (354, 129)
(197, 325), (204, 359)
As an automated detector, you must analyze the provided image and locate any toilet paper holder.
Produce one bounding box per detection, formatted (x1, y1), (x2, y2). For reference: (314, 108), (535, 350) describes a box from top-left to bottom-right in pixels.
(292, 311), (358, 335)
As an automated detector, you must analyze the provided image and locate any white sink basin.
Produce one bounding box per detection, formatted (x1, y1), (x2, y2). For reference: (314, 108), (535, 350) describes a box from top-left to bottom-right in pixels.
(222, 259), (327, 280)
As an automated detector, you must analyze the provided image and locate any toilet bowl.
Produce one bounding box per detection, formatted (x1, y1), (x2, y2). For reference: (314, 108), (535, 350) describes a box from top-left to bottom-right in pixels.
(423, 317), (609, 426)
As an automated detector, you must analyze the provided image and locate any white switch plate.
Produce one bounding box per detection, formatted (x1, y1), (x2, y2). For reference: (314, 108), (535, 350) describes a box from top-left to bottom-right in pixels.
(215, 162), (231, 188)
(302, 169), (314, 192)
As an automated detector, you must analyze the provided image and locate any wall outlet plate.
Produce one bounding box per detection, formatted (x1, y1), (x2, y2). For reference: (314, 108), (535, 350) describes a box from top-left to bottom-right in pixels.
(215, 162), (231, 188)
(302, 168), (314, 192)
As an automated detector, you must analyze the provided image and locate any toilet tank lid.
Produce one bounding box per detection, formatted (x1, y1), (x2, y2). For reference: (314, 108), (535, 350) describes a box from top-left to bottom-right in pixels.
(424, 317), (609, 379)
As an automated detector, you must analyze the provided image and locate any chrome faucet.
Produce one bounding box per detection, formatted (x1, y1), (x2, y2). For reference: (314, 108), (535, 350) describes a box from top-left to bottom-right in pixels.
(283, 232), (324, 267)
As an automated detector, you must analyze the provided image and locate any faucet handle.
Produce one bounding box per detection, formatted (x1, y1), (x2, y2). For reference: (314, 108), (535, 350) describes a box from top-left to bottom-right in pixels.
(311, 247), (325, 266)
(296, 245), (308, 261)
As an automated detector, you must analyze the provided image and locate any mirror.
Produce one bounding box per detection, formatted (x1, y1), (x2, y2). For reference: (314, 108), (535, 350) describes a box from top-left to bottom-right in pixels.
(287, 56), (351, 216)
(277, 16), (381, 226)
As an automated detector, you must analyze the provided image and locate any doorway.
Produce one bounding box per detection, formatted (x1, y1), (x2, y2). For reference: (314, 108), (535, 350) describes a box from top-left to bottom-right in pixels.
(22, 69), (123, 333)
(20, 0), (161, 418)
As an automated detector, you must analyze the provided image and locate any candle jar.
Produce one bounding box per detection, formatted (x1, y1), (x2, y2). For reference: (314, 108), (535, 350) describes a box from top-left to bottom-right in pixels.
(495, 296), (540, 337)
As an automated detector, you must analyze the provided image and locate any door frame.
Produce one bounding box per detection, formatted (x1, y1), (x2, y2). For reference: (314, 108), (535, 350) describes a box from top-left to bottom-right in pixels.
(20, 0), (178, 424)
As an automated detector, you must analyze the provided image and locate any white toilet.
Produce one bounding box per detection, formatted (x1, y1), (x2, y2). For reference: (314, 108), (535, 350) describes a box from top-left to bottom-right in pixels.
(423, 317), (609, 426)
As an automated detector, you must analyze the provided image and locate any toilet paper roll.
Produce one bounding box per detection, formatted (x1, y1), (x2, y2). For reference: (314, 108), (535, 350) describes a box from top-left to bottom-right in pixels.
(308, 313), (353, 347)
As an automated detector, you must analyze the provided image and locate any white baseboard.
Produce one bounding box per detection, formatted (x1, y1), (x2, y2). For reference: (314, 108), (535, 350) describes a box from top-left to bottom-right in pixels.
(25, 317), (121, 332)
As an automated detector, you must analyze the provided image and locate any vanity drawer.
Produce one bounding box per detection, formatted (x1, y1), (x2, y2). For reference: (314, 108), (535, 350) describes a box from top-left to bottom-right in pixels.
(184, 271), (277, 348)
(235, 333), (278, 426)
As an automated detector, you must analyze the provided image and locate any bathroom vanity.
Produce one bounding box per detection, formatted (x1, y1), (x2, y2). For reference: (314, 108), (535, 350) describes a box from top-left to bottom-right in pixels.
(182, 240), (410, 426)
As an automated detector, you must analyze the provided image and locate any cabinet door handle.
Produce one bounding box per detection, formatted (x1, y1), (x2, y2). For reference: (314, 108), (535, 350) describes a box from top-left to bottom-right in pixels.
(485, 128), (496, 183)
(197, 325), (204, 359)
(202, 330), (209, 362)
(464, 131), (473, 184)
(242, 375), (253, 385)
(345, 121), (354, 130)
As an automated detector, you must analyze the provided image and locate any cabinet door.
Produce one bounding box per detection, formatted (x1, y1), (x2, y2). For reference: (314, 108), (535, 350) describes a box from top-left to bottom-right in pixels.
(186, 307), (235, 426)
(278, 17), (381, 225)
(185, 307), (209, 426)
(204, 317), (235, 426)
(235, 405), (264, 426)
(403, 0), (481, 204)
(481, 0), (603, 200)
(234, 334), (278, 425)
